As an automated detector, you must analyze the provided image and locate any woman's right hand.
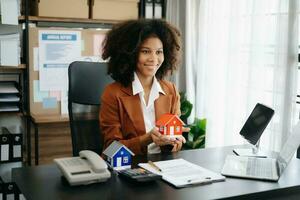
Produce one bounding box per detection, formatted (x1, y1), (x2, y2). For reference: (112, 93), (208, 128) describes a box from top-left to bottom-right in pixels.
(149, 127), (175, 146)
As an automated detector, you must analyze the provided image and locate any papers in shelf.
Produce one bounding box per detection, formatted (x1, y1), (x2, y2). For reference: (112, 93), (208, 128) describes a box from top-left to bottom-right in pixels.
(0, 104), (19, 112)
(0, 33), (20, 66)
(139, 158), (225, 188)
(0, 0), (20, 25)
(0, 82), (18, 94)
(0, 94), (19, 102)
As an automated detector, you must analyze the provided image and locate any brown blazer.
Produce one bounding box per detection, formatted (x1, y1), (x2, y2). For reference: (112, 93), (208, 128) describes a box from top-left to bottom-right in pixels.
(99, 80), (181, 155)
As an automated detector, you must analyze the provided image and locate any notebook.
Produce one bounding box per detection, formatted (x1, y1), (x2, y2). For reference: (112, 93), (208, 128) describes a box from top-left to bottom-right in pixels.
(221, 121), (300, 181)
(139, 158), (225, 188)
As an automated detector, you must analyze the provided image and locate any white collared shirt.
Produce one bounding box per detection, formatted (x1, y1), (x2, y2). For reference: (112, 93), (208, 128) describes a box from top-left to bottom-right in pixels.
(132, 72), (165, 154)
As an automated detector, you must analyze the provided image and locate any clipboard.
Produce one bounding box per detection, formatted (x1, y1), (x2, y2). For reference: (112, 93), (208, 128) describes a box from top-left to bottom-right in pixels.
(139, 158), (225, 188)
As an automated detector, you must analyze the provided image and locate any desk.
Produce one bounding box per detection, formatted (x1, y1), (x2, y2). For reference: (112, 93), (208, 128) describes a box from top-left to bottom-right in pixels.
(27, 114), (69, 165)
(12, 146), (300, 200)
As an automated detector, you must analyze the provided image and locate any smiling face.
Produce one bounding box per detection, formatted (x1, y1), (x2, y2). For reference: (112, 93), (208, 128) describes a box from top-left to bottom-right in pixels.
(136, 36), (164, 81)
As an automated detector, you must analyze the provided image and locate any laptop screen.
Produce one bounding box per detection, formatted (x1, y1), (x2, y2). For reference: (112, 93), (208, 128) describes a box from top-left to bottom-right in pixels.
(240, 103), (274, 145)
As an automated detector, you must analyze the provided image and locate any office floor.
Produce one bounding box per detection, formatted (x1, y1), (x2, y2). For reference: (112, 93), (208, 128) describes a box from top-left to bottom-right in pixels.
(29, 123), (72, 165)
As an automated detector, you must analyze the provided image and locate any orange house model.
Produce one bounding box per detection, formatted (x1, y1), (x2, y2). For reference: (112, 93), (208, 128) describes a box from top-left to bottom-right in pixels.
(156, 114), (185, 137)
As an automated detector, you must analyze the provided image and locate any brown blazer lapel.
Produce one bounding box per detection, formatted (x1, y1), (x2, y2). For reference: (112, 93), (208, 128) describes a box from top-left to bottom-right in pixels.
(155, 94), (173, 120)
(120, 86), (146, 135)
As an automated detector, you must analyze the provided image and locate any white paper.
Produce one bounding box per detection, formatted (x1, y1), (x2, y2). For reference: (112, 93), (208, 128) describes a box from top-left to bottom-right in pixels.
(93, 34), (106, 56)
(0, 39), (19, 66)
(1, 144), (9, 161)
(61, 90), (68, 115)
(139, 159), (225, 187)
(0, 104), (19, 111)
(0, 82), (18, 93)
(33, 47), (39, 71)
(0, 0), (18, 25)
(0, 94), (20, 102)
(39, 30), (81, 91)
(33, 80), (49, 102)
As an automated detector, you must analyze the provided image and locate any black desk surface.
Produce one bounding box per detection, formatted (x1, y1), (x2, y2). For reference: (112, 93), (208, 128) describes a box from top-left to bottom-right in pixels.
(12, 146), (300, 200)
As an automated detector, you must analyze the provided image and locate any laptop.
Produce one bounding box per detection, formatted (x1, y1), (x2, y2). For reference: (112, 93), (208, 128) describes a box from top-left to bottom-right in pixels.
(221, 121), (300, 181)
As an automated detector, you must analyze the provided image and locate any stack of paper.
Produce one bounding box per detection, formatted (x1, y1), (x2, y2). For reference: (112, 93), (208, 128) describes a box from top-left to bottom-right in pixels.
(0, 33), (20, 66)
(0, 104), (19, 112)
(0, 0), (20, 25)
(139, 158), (225, 188)
(0, 82), (19, 93)
(0, 82), (20, 112)
(0, 94), (20, 102)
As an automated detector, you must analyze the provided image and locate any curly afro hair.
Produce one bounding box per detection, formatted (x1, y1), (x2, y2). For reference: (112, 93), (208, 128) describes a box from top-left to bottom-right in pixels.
(102, 18), (181, 87)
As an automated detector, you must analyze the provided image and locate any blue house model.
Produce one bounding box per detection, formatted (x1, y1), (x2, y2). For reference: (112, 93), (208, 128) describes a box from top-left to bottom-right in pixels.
(102, 141), (135, 170)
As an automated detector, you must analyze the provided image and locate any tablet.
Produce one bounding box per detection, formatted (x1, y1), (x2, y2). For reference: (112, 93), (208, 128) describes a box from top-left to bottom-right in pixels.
(239, 103), (274, 145)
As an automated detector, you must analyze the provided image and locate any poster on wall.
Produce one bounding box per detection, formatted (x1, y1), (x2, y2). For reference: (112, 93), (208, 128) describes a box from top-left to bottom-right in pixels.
(38, 30), (81, 91)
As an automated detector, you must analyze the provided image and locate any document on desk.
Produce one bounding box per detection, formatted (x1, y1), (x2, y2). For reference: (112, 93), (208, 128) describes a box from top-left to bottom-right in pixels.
(139, 159), (225, 188)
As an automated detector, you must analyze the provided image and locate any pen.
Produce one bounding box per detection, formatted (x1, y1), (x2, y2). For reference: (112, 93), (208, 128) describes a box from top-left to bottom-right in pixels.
(148, 161), (162, 172)
(187, 177), (212, 184)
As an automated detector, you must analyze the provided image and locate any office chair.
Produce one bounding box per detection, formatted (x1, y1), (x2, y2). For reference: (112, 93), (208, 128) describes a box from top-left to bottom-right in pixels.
(68, 61), (113, 156)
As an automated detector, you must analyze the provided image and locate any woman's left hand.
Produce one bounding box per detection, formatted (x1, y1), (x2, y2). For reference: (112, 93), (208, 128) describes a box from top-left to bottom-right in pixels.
(171, 135), (186, 152)
(170, 126), (190, 152)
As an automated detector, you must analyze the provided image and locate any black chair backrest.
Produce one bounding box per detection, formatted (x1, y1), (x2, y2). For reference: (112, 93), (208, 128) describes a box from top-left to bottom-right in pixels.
(68, 61), (113, 156)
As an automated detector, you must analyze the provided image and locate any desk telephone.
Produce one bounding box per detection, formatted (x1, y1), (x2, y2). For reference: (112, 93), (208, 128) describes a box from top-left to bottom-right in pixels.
(54, 150), (111, 186)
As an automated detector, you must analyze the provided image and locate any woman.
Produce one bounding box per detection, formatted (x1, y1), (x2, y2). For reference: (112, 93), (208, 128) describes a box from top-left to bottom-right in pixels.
(100, 19), (188, 155)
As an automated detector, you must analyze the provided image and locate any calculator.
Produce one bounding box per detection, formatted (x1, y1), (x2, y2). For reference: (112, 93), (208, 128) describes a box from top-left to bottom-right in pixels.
(118, 168), (162, 182)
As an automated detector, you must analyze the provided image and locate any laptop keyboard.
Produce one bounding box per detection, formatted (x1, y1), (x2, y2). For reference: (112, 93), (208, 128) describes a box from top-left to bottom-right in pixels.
(246, 158), (274, 178)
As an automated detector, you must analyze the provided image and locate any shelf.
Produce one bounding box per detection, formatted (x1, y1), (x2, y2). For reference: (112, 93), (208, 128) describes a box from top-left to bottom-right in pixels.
(0, 64), (26, 73)
(0, 111), (24, 116)
(19, 16), (119, 27)
(30, 114), (69, 123)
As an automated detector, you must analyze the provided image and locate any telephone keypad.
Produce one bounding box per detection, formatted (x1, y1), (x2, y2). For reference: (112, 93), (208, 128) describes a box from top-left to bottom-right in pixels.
(61, 158), (85, 167)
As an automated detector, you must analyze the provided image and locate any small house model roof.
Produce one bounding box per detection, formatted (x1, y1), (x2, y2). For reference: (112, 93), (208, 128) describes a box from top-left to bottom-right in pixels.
(103, 140), (135, 157)
(156, 113), (185, 126)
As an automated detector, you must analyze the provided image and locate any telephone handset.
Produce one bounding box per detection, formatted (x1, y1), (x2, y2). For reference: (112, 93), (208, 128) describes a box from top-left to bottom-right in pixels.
(54, 150), (111, 186)
(79, 150), (107, 173)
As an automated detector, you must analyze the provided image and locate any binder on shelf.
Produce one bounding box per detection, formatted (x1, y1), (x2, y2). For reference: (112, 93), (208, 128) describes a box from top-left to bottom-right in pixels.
(0, 127), (22, 163)
(144, 0), (163, 19)
(0, 180), (25, 200)
(0, 177), (3, 200)
(0, 186), (2, 200)
(0, 134), (10, 162)
(154, 0), (162, 18)
(11, 133), (22, 162)
(145, 0), (153, 18)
